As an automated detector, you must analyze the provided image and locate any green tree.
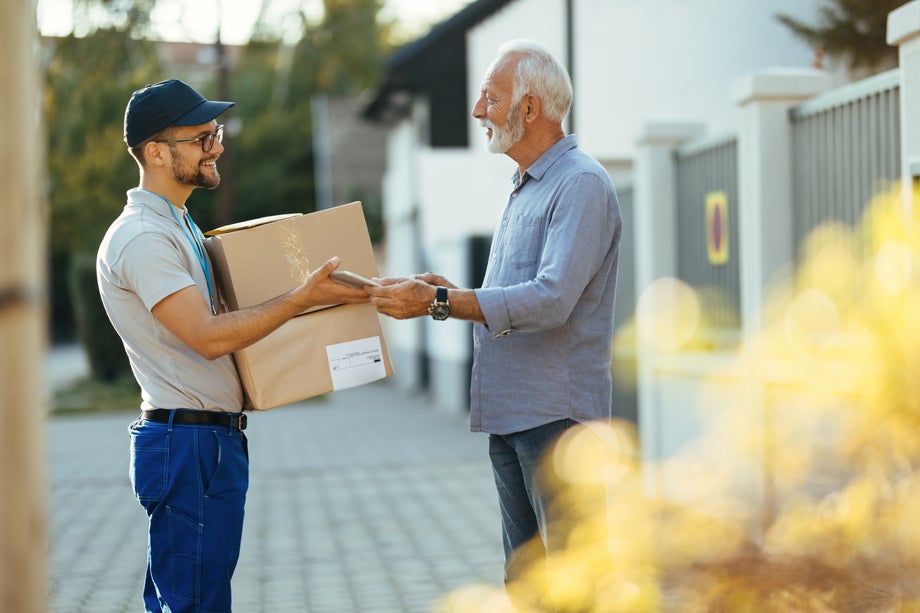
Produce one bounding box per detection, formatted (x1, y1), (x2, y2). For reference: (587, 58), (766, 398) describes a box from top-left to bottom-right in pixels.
(45, 30), (160, 254)
(223, 38), (315, 223)
(226, 0), (393, 222)
(64, 0), (156, 37)
(299, 0), (392, 95)
(777, 0), (903, 74)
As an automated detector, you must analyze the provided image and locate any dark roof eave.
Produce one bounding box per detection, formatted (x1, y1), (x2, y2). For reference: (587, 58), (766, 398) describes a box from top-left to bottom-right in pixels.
(363, 0), (515, 121)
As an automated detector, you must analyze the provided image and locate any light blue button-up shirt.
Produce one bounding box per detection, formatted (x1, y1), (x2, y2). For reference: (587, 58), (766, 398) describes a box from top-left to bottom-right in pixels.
(470, 135), (622, 435)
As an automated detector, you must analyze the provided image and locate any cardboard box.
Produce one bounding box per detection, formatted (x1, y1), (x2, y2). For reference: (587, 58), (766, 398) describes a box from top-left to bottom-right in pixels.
(204, 202), (393, 410)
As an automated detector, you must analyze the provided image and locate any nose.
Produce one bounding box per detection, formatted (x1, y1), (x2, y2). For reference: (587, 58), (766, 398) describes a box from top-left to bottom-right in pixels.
(471, 97), (485, 119)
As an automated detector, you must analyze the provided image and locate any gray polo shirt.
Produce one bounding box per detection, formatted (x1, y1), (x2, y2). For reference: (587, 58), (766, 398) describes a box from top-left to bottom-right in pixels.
(97, 188), (244, 412)
(471, 135), (621, 435)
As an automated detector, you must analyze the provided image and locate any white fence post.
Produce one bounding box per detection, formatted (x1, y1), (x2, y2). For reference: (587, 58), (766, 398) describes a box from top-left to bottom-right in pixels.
(888, 0), (920, 210)
(732, 69), (830, 341)
(731, 69), (830, 533)
(634, 122), (703, 469)
(634, 123), (705, 289)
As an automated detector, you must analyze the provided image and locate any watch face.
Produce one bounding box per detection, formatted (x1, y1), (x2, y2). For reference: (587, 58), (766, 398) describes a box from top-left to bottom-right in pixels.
(431, 303), (451, 320)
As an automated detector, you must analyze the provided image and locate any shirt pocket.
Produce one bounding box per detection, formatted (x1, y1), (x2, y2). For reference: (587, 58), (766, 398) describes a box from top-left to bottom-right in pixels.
(506, 213), (544, 268)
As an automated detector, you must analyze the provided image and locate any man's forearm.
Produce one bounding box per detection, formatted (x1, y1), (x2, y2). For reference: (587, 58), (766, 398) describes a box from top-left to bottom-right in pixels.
(208, 291), (307, 357)
(443, 288), (486, 325)
(181, 289), (309, 360)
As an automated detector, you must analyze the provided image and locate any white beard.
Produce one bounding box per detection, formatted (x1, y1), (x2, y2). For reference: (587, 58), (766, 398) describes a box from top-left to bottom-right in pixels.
(482, 103), (525, 154)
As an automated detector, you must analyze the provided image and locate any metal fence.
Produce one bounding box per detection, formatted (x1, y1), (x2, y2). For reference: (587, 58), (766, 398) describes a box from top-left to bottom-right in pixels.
(675, 134), (741, 331)
(667, 70), (900, 330)
(790, 69), (901, 258)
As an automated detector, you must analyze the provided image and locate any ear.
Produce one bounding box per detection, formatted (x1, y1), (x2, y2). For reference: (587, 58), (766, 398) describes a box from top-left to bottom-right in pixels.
(522, 93), (541, 123)
(144, 141), (168, 167)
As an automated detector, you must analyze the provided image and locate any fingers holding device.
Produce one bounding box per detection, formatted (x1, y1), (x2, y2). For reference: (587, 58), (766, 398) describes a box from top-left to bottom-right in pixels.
(330, 270), (382, 289)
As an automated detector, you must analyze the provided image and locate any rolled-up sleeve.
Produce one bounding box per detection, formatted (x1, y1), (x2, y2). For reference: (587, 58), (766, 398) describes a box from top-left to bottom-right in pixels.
(475, 286), (512, 337)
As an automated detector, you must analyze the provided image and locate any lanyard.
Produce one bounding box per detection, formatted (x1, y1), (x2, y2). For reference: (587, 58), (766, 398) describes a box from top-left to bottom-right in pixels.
(142, 190), (217, 315)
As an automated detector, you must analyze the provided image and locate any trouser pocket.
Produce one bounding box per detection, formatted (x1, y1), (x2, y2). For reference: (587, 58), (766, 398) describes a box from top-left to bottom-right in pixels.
(129, 418), (169, 507)
(199, 431), (250, 498)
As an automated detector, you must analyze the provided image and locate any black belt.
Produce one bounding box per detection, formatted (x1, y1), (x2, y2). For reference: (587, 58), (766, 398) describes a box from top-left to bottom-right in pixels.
(142, 409), (247, 431)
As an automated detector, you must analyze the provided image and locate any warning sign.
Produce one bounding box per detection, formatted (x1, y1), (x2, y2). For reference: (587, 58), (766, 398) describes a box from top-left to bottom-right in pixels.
(705, 191), (729, 265)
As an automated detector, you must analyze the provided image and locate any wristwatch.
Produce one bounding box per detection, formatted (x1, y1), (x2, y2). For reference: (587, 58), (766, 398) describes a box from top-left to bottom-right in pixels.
(428, 286), (451, 321)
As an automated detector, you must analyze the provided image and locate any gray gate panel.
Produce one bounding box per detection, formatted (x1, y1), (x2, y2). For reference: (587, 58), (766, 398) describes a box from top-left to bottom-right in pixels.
(791, 70), (901, 260)
(675, 135), (741, 331)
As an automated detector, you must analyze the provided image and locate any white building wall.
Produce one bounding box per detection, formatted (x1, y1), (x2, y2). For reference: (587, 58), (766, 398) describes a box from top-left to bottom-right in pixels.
(465, 0), (842, 164)
(417, 151), (492, 401)
(382, 120), (417, 226)
(417, 151), (509, 243)
(576, 0), (834, 160)
(405, 150), (513, 411)
(380, 120), (425, 391)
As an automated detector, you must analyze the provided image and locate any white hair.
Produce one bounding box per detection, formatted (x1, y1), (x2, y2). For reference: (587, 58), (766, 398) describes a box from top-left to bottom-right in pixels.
(497, 39), (573, 123)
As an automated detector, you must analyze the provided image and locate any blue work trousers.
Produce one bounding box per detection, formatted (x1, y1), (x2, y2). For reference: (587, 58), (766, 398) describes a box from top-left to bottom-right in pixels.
(129, 413), (249, 613)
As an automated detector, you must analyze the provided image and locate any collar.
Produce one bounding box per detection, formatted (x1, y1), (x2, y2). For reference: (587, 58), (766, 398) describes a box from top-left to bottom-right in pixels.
(510, 134), (578, 186)
(127, 187), (186, 226)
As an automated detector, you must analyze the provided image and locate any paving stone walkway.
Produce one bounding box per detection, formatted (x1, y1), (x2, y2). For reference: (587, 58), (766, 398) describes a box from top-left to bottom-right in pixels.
(46, 380), (508, 612)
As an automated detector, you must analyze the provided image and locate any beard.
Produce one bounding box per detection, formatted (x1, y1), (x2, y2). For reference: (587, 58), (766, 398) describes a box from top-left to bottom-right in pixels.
(482, 101), (525, 154)
(170, 147), (221, 190)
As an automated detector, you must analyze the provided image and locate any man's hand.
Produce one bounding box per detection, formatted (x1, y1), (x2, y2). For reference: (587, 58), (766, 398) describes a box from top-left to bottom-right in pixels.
(412, 272), (456, 289)
(368, 272), (485, 324)
(291, 257), (371, 310)
(366, 277), (440, 320)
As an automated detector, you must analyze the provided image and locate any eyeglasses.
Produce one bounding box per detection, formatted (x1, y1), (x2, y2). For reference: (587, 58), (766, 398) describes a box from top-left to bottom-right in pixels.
(154, 125), (224, 152)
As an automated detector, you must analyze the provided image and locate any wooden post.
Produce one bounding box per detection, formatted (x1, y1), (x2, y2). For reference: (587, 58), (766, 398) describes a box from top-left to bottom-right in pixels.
(0, 2), (48, 611)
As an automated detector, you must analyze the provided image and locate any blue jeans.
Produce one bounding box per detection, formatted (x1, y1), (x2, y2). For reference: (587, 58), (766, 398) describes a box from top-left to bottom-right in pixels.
(129, 412), (249, 613)
(489, 419), (576, 609)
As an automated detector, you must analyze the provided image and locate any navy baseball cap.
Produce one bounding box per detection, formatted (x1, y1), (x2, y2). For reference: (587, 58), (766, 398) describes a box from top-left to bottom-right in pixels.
(124, 79), (235, 147)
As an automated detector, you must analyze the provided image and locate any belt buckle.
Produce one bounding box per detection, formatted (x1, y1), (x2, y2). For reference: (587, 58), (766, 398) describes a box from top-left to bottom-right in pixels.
(238, 414), (248, 431)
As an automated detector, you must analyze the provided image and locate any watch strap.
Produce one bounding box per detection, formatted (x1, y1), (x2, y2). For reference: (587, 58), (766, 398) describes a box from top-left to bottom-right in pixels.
(429, 286), (451, 320)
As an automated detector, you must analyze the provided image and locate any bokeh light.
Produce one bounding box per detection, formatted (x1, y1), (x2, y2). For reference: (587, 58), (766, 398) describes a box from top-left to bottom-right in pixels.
(435, 186), (920, 612)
